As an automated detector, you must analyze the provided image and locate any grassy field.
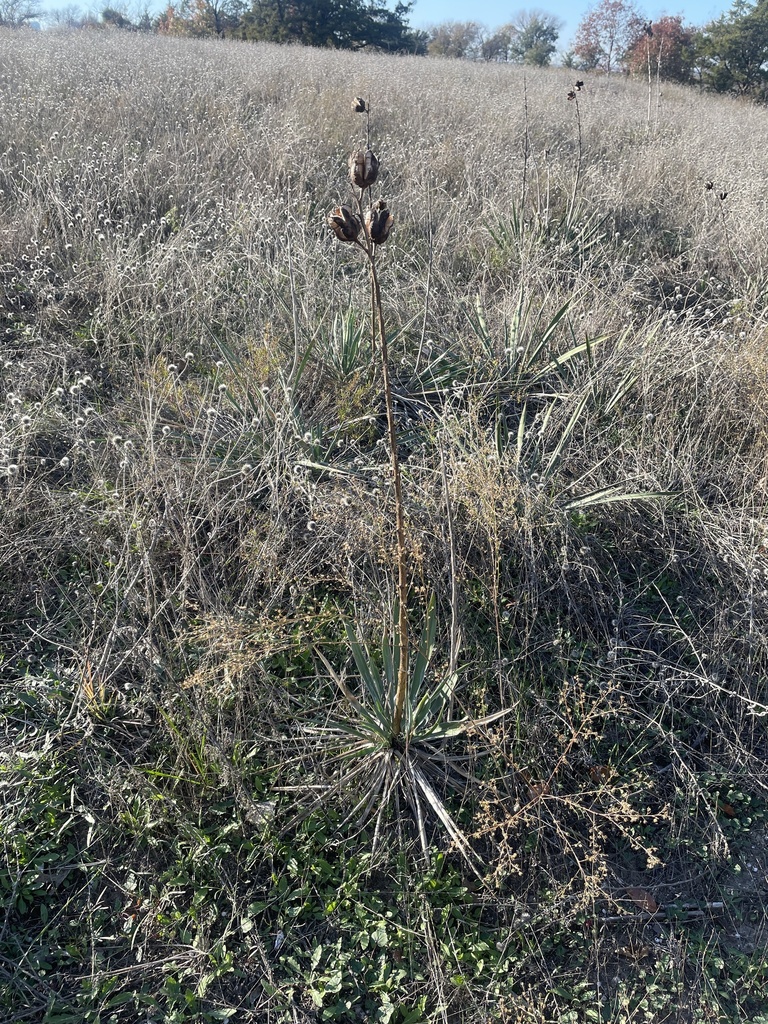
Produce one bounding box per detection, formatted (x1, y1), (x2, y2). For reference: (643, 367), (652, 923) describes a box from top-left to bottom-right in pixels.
(1, 27), (767, 1024)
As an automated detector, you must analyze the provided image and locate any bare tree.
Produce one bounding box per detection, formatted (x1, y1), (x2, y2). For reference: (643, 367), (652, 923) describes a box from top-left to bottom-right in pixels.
(427, 20), (486, 60)
(0, 0), (42, 25)
(46, 4), (83, 27)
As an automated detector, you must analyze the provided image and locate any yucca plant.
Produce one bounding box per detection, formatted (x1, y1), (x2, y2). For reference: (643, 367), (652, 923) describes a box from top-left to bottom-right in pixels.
(316, 99), (512, 868)
(313, 599), (509, 869)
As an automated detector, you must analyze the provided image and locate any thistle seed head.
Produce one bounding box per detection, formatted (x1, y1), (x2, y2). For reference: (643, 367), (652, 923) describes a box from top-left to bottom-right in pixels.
(349, 149), (379, 190)
(365, 201), (394, 245)
(328, 205), (362, 243)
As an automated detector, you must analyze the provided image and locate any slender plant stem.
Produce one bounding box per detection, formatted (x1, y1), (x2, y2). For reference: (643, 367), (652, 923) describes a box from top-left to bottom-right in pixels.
(568, 91), (582, 223)
(368, 254), (410, 738)
(352, 185), (410, 739)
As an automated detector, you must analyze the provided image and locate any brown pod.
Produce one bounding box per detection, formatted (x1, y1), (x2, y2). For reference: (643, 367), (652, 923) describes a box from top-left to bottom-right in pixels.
(349, 149), (379, 190)
(365, 202), (394, 244)
(328, 205), (362, 243)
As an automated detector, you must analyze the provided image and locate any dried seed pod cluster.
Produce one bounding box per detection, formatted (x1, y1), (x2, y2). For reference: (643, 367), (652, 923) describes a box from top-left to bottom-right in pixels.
(326, 96), (394, 249)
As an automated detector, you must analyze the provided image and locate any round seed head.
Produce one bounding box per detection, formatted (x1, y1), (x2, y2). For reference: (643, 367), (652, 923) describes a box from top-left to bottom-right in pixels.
(364, 201), (394, 245)
(349, 149), (379, 190)
(328, 205), (362, 243)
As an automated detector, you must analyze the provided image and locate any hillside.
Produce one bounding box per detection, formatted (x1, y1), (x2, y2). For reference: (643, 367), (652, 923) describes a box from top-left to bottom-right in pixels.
(1, 28), (767, 1023)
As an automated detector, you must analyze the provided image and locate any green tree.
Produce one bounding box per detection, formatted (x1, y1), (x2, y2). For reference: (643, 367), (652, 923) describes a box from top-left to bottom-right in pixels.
(240, 0), (421, 50)
(101, 5), (132, 27)
(505, 8), (561, 65)
(701, 0), (768, 95)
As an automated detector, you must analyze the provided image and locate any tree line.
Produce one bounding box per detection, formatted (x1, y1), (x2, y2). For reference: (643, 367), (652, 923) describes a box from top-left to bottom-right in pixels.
(4, 0), (768, 99)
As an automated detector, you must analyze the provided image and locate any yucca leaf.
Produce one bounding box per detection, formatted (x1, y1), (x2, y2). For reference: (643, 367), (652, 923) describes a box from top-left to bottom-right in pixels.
(381, 635), (396, 717)
(515, 400), (528, 468)
(344, 622), (388, 722)
(543, 390), (591, 478)
(315, 648), (389, 739)
(406, 597), (437, 710)
(412, 670), (458, 734)
(421, 705), (514, 741)
(539, 336), (605, 376)
(564, 487), (677, 511)
(410, 763), (481, 872)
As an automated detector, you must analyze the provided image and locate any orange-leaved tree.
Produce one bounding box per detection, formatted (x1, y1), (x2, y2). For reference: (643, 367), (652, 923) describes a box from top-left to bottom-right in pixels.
(572, 0), (644, 72)
(624, 15), (698, 83)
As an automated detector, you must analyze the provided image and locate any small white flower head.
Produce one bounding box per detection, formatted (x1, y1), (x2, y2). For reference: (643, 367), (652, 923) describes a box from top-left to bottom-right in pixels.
(59, 455), (71, 469)
(6, 464), (19, 477)
(206, 407), (216, 417)
(20, 415), (31, 427)
(241, 463), (253, 474)
(162, 425), (171, 436)
(306, 520), (316, 533)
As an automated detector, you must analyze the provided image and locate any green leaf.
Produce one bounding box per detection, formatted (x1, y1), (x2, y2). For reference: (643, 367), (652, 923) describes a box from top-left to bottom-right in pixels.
(406, 596), (437, 717)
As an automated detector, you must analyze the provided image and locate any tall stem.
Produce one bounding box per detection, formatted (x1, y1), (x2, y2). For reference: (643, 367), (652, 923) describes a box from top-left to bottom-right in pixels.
(368, 255), (410, 738)
(568, 91), (582, 224)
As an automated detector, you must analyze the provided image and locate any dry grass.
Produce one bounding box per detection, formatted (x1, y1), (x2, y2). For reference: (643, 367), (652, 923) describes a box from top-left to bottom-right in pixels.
(1, 27), (767, 1024)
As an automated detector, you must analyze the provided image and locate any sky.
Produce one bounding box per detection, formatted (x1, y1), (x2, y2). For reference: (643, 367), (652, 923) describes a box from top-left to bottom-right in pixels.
(408, 0), (732, 47)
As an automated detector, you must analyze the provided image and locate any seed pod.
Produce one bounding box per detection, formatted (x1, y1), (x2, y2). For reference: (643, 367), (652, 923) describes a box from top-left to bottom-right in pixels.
(352, 97), (367, 113)
(328, 205), (362, 243)
(349, 149), (379, 190)
(365, 201), (394, 245)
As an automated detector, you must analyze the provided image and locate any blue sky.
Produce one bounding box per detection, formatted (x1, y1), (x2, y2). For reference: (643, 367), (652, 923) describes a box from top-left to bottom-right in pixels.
(409, 0), (732, 46)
